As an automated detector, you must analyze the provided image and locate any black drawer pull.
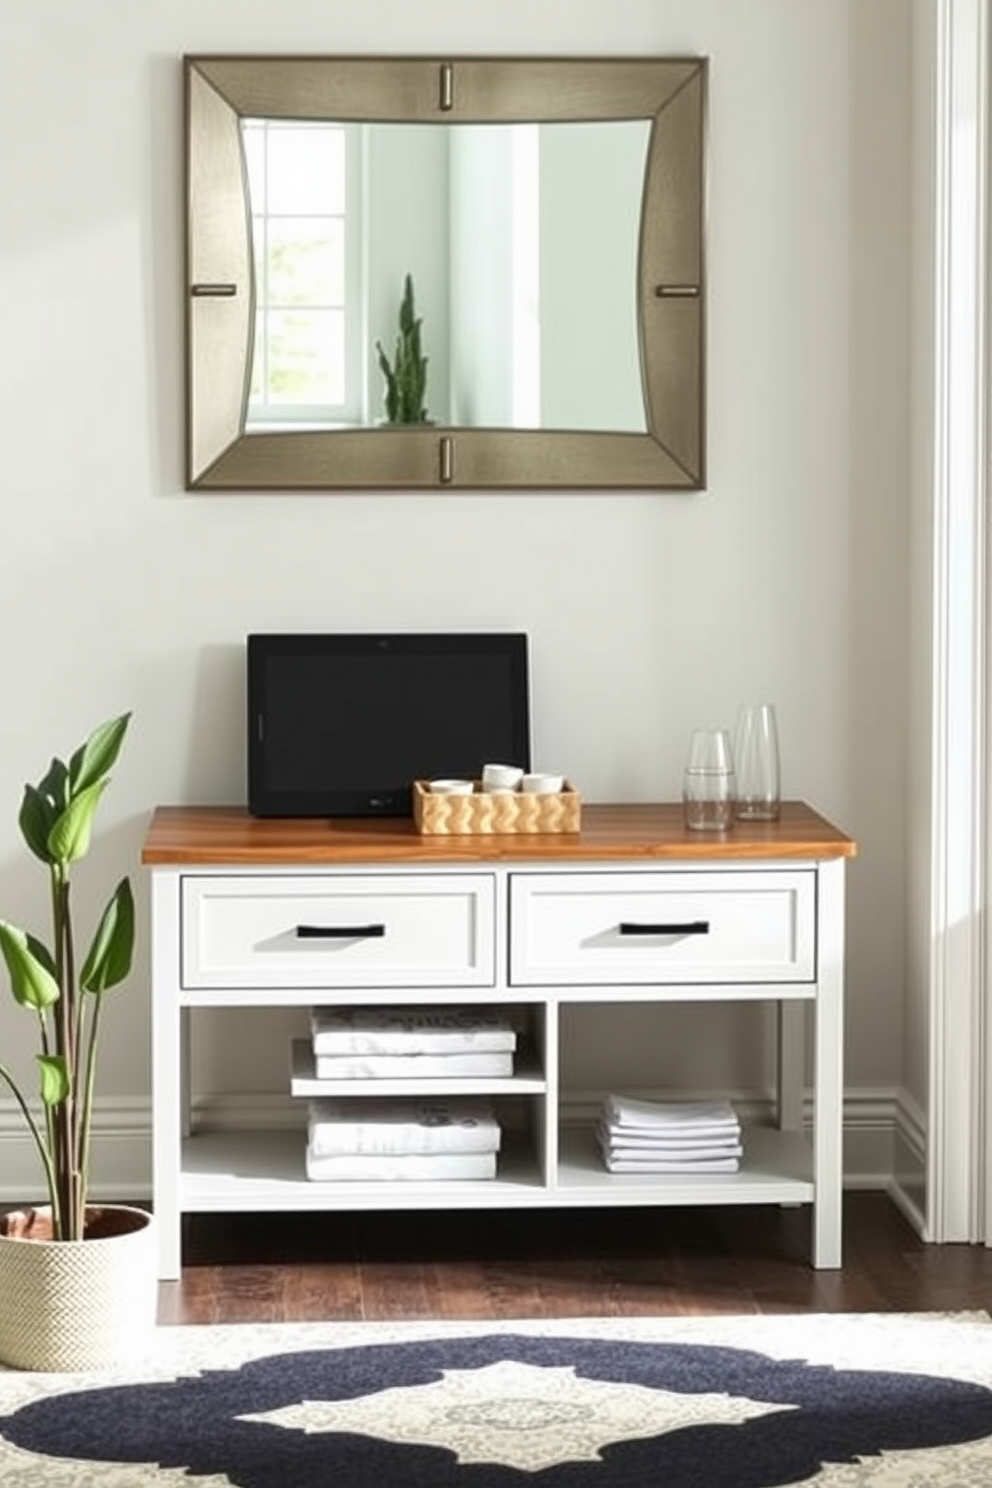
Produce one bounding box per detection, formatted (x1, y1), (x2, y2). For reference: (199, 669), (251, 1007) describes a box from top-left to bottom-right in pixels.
(619, 920), (710, 936)
(295, 923), (386, 939)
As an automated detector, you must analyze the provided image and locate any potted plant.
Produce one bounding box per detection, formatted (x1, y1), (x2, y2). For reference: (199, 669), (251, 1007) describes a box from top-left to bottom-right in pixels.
(375, 272), (431, 424)
(0, 713), (156, 1371)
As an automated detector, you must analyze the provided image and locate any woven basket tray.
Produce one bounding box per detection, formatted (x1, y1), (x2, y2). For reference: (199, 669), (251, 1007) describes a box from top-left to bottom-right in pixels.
(413, 780), (581, 835)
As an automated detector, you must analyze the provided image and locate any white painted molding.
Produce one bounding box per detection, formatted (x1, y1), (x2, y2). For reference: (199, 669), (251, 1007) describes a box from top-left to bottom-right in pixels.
(889, 1087), (928, 1236)
(925, 0), (991, 1243)
(0, 1099), (152, 1205)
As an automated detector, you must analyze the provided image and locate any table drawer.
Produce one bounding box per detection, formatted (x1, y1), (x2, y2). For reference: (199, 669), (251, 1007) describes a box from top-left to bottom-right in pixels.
(181, 874), (496, 990)
(509, 870), (815, 986)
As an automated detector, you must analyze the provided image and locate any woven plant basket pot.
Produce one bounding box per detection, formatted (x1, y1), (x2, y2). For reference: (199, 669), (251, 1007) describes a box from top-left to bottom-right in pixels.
(0, 1205), (156, 1372)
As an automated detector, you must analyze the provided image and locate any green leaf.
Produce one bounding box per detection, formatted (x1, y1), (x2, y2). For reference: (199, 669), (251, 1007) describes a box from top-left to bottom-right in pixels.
(36, 1055), (70, 1107)
(0, 922), (60, 1009)
(36, 757), (69, 810)
(18, 784), (58, 863)
(68, 713), (130, 797)
(80, 879), (135, 992)
(24, 932), (57, 981)
(46, 779), (107, 865)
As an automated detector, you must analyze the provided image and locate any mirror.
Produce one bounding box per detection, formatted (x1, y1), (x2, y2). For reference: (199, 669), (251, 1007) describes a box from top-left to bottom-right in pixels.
(185, 56), (707, 491)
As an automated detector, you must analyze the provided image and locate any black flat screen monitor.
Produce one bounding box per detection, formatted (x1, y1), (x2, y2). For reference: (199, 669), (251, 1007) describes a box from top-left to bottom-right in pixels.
(247, 632), (531, 817)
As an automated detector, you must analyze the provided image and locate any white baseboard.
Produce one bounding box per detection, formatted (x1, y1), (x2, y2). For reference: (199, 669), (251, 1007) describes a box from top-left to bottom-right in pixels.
(0, 1086), (932, 1240)
(887, 1085), (928, 1236)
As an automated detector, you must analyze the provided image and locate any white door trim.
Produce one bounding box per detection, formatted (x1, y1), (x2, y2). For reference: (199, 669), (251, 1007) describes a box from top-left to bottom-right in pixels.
(926, 0), (991, 1242)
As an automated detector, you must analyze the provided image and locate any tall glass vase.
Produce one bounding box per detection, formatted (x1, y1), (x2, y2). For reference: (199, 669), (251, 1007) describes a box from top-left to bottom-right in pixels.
(734, 704), (781, 821)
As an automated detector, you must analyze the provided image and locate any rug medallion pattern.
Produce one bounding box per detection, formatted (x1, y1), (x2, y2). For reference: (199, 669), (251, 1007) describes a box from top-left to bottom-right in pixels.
(0, 1312), (990, 1486)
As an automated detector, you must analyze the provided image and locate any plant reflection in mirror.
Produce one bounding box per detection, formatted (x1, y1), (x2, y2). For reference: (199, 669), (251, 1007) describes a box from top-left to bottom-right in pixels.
(375, 273), (430, 424)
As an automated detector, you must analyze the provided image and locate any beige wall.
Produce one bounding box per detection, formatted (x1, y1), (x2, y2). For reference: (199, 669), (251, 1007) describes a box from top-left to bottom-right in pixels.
(0, 1), (912, 1187)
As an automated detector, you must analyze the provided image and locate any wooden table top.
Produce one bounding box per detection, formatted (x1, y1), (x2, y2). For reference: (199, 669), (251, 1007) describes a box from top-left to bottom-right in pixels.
(142, 801), (856, 866)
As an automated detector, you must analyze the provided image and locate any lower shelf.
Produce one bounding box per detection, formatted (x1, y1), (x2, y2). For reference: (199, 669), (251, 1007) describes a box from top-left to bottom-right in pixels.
(177, 1123), (814, 1212)
(180, 1128), (544, 1210)
(556, 1124), (814, 1204)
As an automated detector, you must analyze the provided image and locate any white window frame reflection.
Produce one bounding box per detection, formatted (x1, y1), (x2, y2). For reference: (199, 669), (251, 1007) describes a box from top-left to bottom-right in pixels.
(243, 119), (364, 427)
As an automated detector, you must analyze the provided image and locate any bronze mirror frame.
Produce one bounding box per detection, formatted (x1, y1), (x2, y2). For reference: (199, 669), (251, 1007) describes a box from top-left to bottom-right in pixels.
(185, 55), (707, 491)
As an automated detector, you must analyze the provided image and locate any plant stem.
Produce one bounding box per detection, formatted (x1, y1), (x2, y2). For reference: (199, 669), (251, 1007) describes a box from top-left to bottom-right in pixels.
(62, 878), (83, 1239)
(70, 899), (91, 1236)
(37, 1006), (61, 1234)
(51, 866), (80, 1239)
(76, 990), (103, 1224)
(0, 1062), (59, 1221)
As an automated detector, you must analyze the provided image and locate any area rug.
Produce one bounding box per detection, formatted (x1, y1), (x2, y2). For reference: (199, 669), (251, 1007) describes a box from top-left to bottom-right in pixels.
(1, 1311), (991, 1486)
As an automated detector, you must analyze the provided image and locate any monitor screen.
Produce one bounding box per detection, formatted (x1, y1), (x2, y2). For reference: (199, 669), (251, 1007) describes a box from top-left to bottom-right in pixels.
(247, 632), (531, 817)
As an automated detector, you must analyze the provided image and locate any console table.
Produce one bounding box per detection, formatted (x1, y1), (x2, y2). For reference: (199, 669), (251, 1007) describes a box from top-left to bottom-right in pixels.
(142, 801), (856, 1280)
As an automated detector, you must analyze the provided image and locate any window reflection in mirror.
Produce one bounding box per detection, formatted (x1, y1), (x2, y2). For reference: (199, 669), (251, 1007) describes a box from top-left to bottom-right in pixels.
(244, 119), (357, 422)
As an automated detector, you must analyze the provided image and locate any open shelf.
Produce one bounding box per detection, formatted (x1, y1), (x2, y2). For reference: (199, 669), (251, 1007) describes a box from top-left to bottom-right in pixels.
(179, 1128), (546, 1210)
(556, 1122), (814, 1205)
(176, 1122), (814, 1214)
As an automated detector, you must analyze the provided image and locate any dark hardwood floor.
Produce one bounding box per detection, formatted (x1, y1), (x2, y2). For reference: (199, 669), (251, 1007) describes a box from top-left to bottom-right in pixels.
(157, 1194), (992, 1325)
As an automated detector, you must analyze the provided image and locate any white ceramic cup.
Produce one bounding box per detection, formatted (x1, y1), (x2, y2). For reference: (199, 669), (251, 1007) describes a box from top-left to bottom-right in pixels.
(429, 778), (474, 795)
(481, 763), (524, 793)
(521, 772), (564, 795)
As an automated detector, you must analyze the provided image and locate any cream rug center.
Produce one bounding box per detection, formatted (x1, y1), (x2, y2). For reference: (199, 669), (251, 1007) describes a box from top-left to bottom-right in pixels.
(243, 1356), (790, 1471)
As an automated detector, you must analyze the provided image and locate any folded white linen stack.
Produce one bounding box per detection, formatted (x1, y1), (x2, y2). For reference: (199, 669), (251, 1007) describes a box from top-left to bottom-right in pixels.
(305, 1151), (498, 1180)
(598, 1093), (743, 1173)
(306, 1095), (501, 1181)
(309, 1007), (517, 1079)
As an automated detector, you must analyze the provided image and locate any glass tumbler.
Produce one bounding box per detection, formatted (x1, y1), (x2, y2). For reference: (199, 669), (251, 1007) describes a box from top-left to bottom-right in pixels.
(683, 728), (736, 831)
(734, 703), (781, 820)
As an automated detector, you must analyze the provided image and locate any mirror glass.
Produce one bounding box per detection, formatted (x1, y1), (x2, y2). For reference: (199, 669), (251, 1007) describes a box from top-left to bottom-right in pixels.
(242, 119), (650, 435)
(185, 57), (706, 491)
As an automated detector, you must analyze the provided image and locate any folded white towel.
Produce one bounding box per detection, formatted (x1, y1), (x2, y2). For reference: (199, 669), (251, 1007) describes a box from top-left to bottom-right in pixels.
(305, 1148), (498, 1182)
(310, 1007), (517, 1055)
(597, 1120), (741, 1151)
(313, 1051), (513, 1080)
(597, 1134), (740, 1174)
(600, 1154), (741, 1174)
(603, 1144), (744, 1164)
(596, 1122), (742, 1161)
(604, 1094), (739, 1131)
(308, 1097), (501, 1156)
